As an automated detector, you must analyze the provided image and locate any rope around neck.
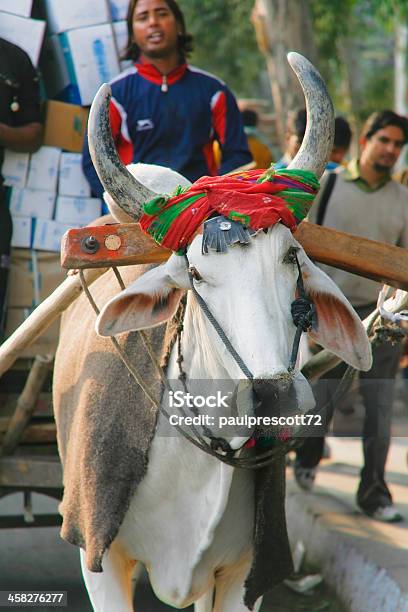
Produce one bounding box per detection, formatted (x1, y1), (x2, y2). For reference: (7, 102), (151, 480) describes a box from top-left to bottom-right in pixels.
(78, 268), (308, 469)
(77, 265), (372, 470)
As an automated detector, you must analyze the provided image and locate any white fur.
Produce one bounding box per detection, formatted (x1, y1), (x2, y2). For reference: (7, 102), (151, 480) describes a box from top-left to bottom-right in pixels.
(82, 164), (371, 611)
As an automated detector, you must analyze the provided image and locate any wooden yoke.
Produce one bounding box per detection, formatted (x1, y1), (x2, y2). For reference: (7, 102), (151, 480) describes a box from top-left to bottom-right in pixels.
(61, 221), (408, 290)
(61, 223), (170, 268)
(2, 220), (407, 378)
(294, 223), (408, 289)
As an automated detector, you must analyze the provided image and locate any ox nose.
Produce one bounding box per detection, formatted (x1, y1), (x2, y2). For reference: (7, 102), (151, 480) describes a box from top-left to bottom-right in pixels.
(253, 374), (297, 418)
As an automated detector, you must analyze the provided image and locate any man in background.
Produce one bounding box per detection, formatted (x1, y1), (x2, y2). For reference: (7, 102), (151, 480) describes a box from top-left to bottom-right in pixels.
(327, 116), (352, 169)
(82, 0), (251, 198)
(241, 109), (273, 169)
(213, 108), (272, 170)
(274, 108), (306, 169)
(295, 110), (408, 523)
(276, 109), (351, 169)
(0, 38), (43, 338)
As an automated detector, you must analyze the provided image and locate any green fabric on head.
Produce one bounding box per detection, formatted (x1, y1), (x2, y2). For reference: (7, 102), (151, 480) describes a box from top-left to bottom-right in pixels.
(145, 194), (205, 244)
(140, 168), (320, 252)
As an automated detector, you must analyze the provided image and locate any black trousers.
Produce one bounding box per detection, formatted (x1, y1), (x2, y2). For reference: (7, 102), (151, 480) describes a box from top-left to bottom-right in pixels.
(297, 304), (402, 513)
(0, 186), (12, 340)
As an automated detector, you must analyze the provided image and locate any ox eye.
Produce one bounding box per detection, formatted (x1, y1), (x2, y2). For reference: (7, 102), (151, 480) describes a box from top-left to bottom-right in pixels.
(189, 265), (203, 282)
(283, 246), (299, 264)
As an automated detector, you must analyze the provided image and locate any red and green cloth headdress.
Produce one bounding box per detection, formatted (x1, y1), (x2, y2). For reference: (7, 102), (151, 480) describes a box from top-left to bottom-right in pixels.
(139, 167), (319, 253)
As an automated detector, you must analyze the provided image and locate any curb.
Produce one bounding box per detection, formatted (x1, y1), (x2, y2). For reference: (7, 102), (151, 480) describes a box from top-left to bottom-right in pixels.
(285, 484), (408, 612)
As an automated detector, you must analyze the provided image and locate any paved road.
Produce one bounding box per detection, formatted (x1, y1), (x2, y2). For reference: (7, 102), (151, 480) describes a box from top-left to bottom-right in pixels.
(284, 408), (408, 612)
(0, 492), (343, 612)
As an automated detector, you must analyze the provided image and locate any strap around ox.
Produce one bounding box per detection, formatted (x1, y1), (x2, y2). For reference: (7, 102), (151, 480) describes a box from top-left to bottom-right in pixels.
(79, 266), (317, 469)
(183, 244), (316, 378)
(182, 245), (316, 459)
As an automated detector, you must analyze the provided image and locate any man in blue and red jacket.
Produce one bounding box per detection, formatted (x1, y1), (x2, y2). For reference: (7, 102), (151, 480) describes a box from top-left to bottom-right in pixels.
(82, 0), (252, 198)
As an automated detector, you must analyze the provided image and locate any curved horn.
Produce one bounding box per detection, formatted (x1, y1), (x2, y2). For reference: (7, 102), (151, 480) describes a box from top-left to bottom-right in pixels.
(88, 84), (156, 221)
(287, 52), (334, 179)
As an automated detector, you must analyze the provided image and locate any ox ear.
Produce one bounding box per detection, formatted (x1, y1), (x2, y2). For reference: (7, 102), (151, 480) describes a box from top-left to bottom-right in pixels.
(96, 265), (184, 336)
(300, 256), (372, 371)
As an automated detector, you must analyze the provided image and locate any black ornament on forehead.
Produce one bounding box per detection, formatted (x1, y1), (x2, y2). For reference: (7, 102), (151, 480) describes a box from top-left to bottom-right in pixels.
(202, 215), (256, 254)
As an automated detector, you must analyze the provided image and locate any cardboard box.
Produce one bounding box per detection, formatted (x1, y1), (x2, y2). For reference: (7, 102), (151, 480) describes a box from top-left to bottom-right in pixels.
(1, 150), (30, 188)
(58, 24), (120, 105)
(8, 247), (66, 307)
(8, 257), (33, 307)
(113, 20), (126, 57)
(42, 0), (110, 34)
(32, 218), (78, 252)
(27, 146), (61, 192)
(9, 188), (56, 219)
(5, 307), (61, 356)
(43, 101), (89, 154)
(58, 153), (91, 197)
(0, 12), (46, 66)
(0, 0), (33, 17)
(109, 0), (129, 21)
(11, 216), (32, 248)
(113, 20), (132, 70)
(6, 249), (66, 355)
(55, 196), (101, 225)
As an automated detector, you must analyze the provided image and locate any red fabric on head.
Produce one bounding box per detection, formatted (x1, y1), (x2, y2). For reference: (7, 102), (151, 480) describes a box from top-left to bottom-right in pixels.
(140, 170), (299, 251)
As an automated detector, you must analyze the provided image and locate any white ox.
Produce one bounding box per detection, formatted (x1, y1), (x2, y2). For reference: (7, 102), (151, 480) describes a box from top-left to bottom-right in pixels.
(53, 54), (371, 611)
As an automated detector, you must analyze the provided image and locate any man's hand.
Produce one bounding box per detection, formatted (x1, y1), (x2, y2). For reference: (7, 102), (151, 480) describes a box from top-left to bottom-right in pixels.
(0, 122), (43, 153)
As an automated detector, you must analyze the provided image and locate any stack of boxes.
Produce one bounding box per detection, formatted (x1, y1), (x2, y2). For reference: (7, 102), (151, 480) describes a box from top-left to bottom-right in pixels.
(41, 0), (120, 105)
(0, 1), (46, 66)
(0, 0), (131, 349)
(40, 0), (131, 104)
(4, 147), (103, 251)
(0, 0), (132, 251)
(2, 143), (105, 351)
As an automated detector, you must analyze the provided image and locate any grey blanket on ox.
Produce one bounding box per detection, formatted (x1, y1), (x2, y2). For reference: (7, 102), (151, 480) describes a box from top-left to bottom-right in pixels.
(53, 266), (293, 609)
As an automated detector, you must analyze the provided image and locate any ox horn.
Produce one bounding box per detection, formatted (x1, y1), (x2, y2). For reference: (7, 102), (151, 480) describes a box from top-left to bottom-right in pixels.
(88, 84), (156, 221)
(287, 52), (334, 179)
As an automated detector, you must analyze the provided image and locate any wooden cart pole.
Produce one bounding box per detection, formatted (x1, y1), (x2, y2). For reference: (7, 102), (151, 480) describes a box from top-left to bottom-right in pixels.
(0, 355), (53, 456)
(61, 222), (408, 291)
(301, 290), (408, 382)
(1, 220), (408, 379)
(0, 267), (107, 378)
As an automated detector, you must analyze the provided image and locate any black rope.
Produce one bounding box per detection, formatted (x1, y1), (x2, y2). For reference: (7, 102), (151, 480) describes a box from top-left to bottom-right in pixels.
(78, 270), (239, 462)
(178, 250), (320, 465)
(288, 256), (317, 371)
(77, 257), (365, 470)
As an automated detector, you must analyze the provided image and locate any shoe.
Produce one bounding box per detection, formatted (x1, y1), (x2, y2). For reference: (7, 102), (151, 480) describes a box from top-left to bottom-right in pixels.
(294, 461), (317, 492)
(366, 505), (403, 523)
